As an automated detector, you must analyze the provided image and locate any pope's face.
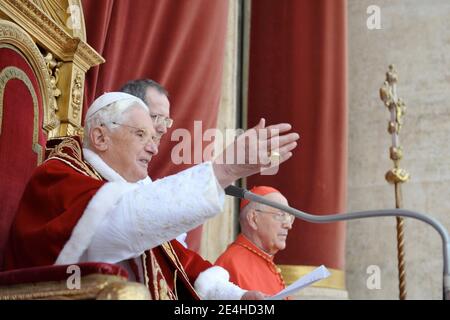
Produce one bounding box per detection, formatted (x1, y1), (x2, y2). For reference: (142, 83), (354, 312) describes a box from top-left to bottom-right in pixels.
(104, 105), (158, 182)
(254, 192), (292, 255)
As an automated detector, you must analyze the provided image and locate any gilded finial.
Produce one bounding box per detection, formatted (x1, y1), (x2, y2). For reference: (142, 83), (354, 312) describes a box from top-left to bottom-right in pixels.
(379, 65), (409, 300)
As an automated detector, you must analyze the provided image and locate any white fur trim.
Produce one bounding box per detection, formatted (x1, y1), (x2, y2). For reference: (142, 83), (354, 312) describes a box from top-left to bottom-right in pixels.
(55, 181), (138, 265)
(194, 266), (246, 300)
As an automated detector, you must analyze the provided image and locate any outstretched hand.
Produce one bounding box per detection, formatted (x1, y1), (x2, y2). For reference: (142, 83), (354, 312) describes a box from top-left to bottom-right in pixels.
(213, 118), (300, 188)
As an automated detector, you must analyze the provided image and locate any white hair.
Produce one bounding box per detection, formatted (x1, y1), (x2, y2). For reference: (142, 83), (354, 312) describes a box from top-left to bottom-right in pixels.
(83, 98), (149, 148)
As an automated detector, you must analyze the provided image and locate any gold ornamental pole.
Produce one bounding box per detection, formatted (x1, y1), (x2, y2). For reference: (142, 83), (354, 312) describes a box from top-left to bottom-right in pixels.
(379, 65), (410, 300)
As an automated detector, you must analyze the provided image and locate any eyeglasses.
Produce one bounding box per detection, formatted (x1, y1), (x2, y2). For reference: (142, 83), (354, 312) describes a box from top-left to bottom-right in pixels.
(109, 122), (155, 145)
(150, 114), (173, 128)
(254, 209), (295, 224)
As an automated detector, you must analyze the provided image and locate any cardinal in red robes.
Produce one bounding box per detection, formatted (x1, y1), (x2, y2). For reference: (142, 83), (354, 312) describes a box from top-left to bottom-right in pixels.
(215, 186), (294, 297)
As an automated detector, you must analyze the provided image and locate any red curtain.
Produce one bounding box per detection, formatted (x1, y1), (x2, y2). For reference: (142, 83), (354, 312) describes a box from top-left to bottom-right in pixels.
(81, 0), (229, 251)
(247, 0), (347, 269)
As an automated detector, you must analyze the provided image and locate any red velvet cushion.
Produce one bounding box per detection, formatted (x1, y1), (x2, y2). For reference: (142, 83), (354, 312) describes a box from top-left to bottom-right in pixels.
(0, 262), (128, 286)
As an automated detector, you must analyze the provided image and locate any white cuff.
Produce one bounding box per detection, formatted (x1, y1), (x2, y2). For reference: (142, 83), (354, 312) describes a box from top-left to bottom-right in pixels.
(194, 266), (246, 300)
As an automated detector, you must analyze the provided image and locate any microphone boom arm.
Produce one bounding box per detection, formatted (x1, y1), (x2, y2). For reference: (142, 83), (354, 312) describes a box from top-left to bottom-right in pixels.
(226, 185), (450, 300)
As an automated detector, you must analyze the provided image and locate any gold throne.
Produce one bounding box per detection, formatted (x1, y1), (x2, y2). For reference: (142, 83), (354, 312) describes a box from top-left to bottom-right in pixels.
(0, 0), (149, 300)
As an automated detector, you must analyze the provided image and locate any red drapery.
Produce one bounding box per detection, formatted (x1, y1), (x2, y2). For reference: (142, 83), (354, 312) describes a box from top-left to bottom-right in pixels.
(81, 0), (230, 251)
(247, 0), (348, 270)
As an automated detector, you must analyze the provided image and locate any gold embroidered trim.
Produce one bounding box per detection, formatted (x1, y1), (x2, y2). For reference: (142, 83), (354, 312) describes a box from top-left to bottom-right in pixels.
(161, 242), (199, 297)
(173, 270), (178, 300)
(147, 249), (175, 300)
(141, 251), (150, 293)
(46, 137), (102, 180)
(149, 250), (159, 300)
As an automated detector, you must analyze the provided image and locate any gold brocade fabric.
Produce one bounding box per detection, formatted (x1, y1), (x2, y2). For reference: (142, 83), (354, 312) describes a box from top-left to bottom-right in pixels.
(141, 242), (200, 300)
(46, 137), (102, 180)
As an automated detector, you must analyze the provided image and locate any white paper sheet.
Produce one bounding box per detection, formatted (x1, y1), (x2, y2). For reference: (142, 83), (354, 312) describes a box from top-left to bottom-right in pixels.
(265, 265), (331, 300)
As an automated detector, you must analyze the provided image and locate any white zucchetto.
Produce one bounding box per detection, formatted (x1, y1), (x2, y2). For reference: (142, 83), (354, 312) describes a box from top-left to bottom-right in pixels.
(85, 92), (148, 121)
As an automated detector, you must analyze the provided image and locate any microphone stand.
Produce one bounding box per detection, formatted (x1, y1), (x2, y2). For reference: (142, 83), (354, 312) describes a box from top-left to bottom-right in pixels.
(225, 185), (450, 300)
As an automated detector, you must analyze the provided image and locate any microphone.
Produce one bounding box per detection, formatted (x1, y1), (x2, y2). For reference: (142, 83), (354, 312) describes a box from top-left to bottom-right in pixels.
(224, 185), (247, 199)
(225, 185), (450, 300)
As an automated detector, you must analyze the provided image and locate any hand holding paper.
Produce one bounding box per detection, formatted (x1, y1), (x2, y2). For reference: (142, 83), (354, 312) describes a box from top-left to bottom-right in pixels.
(265, 265), (331, 300)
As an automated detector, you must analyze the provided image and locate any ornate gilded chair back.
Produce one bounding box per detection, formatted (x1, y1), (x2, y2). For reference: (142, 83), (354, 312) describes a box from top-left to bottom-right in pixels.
(0, 0), (103, 266)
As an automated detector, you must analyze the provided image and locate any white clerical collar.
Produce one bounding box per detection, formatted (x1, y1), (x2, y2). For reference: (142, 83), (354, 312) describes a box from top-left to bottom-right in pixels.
(83, 148), (125, 182)
(83, 148), (152, 184)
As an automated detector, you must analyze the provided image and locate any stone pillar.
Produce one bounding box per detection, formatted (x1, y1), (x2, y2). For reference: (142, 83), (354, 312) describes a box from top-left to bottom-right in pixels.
(200, 0), (240, 262)
(347, 0), (450, 299)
